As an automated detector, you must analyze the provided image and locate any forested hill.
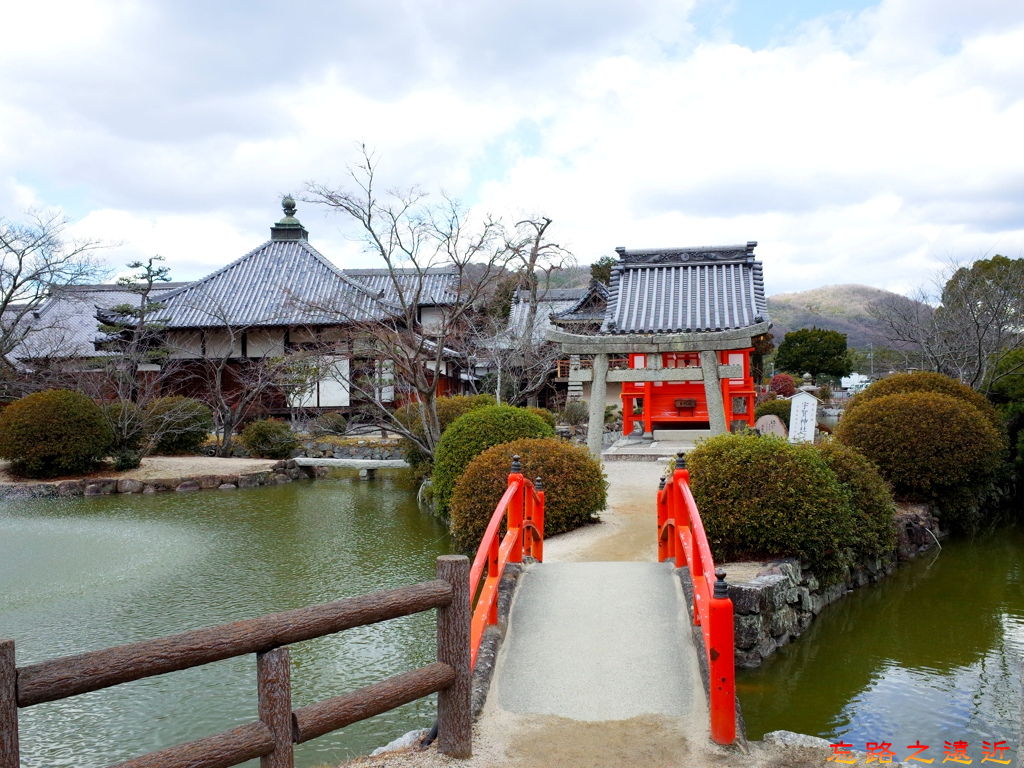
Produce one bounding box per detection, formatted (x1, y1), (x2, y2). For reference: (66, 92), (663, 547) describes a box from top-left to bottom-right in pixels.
(766, 284), (907, 349)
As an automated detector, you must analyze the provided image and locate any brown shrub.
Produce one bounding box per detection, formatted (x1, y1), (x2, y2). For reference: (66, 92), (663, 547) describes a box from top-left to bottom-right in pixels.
(448, 437), (606, 552)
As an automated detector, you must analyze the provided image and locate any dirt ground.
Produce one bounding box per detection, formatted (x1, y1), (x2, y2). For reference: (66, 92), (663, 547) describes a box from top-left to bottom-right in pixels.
(342, 719), (840, 768)
(0, 455), (281, 484)
(542, 460), (665, 563)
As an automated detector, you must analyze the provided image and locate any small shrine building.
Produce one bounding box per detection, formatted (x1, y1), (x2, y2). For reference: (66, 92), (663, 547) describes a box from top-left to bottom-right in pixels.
(547, 242), (770, 456)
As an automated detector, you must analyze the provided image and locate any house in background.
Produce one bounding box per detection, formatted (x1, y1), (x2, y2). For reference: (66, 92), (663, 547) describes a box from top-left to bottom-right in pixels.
(8, 199), (471, 415)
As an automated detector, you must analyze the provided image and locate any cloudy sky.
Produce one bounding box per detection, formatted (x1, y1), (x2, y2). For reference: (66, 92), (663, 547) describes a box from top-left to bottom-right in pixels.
(2, 0), (1022, 295)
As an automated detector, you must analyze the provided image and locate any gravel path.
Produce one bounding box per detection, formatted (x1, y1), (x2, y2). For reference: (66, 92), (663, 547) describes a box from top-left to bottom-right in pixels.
(0, 455), (281, 484)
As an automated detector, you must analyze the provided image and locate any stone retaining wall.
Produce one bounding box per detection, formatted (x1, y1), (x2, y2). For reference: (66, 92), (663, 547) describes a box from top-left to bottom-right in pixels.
(295, 439), (405, 461)
(728, 505), (943, 668)
(0, 459), (317, 499)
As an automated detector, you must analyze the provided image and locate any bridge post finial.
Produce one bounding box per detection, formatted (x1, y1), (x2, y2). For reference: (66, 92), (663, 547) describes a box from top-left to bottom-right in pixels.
(534, 476), (543, 490)
(658, 476), (666, 490)
(714, 568), (728, 598)
(676, 451), (687, 469)
(511, 455), (521, 474)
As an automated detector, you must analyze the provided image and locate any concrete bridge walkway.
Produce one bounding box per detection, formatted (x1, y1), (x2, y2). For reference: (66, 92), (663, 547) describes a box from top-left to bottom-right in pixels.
(466, 461), (718, 766)
(494, 561), (702, 721)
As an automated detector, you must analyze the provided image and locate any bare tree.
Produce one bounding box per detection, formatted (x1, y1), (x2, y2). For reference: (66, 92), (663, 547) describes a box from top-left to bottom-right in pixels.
(870, 255), (1024, 392)
(0, 210), (108, 371)
(498, 216), (574, 406)
(304, 146), (512, 459)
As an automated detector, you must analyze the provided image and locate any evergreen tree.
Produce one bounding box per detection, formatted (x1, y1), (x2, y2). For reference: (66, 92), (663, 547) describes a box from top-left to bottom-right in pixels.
(775, 327), (852, 380)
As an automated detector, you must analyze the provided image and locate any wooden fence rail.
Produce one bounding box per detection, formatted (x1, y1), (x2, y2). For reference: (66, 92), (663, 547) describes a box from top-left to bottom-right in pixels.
(0, 555), (472, 768)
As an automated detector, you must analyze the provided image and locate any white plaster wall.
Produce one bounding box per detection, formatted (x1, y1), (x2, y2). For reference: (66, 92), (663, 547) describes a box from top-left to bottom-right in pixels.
(419, 306), (445, 334)
(167, 331), (202, 359)
(247, 329), (285, 358)
(580, 381), (623, 409)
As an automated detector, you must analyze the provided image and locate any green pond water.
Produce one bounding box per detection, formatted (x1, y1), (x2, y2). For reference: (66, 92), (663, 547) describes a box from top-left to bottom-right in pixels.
(738, 524), (1024, 759)
(5, 474), (1022, 767)
(0, 471), (452, 768)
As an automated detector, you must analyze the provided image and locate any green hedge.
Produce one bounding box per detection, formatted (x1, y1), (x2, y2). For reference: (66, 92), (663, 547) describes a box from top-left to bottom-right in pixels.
(835, 391), (1005, 531)
(754, 398), (791, 429)
(449, 437), (606, 552)
(687, 433), (858, 583)
(432, 405), (555, 519)
(816, 441), (896, 560)
(527, 406), (558, 429)
(846, 371), (1003, 433)
(146, 396), (214, 455)
(0, 390), (114, 478)
(240, 419), (300, 459)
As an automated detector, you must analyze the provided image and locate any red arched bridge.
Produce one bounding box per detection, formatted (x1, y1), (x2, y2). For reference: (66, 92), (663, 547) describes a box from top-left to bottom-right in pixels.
(0, 456), (735, 766)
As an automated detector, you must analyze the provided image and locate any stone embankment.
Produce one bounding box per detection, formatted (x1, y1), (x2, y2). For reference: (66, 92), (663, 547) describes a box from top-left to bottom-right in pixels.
(0, 459), (318, 499)
(294, 438), (404, 461)
(728, 503), (944, 668)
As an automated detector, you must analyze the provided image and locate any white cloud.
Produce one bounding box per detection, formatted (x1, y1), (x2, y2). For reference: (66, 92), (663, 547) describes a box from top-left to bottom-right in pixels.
(1, 0), (1023, 295)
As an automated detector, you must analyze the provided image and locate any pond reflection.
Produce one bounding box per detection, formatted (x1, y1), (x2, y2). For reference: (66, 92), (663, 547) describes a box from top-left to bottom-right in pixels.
(738, 525), (1024, 756)
(0, 471), (451, 768)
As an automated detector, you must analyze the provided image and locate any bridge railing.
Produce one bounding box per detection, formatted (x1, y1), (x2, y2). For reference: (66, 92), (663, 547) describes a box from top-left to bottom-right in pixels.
(469, 454), (544, 670)
(657, 454), (736, 745)
(0, 556), (473, 767)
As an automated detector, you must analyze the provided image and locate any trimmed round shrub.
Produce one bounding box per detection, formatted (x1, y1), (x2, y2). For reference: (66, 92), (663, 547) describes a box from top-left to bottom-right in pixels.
(769, 373), (796, 397)
(845, 371), (1003, 433)
(816, 441), (896, 561)
(146, 396), (214, 455)
(433, 405), (555, 518)
(754, 398), (791, 429)
(835, 391), (1005, 531)
(113, 449), (143, 471)
(0, 389), (114, 478)
(396, 394), (496, 473)
(449, 438), (606, 552)
(240, 419), (300, 459)
(311, 412), (347, 437)
(527, 406), (557, 429)
(687, 432), (857, 583)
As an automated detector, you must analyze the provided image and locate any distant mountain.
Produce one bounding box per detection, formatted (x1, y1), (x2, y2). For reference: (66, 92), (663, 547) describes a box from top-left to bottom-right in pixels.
(543, 266), (592, 289)
(767, 284), (906, 349)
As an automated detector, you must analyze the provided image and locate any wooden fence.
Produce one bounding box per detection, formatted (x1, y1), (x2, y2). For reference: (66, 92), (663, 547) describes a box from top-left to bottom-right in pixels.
(0, 555), (472, 767)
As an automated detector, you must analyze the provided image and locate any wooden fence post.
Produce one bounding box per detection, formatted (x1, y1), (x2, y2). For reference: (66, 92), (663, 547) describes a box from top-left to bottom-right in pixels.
(0, 640), (18, 768)
(436, 556), (471, 758)
(257, 646), (292, 768)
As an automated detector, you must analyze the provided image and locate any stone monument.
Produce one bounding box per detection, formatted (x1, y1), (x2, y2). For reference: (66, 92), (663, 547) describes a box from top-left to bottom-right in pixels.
(788, 391), (820, 443)
(754, 414), (788, 438)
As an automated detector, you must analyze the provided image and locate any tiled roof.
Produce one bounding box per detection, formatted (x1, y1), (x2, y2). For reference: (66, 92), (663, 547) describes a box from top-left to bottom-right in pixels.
(158, 240), (388, 328)
(12, 283), (188, 359)
(551, 281), (609, 326)
(507, 288), (587, 344)
(601, 243), (768, 334)
(342, 268), (459, 308)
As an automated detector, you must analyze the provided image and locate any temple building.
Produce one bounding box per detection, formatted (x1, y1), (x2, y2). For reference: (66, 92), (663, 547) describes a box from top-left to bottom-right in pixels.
(547, 243), (770, 456)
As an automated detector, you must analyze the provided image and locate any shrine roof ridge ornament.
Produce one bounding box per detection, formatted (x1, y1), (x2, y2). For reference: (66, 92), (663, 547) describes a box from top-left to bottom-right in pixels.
(613, 242), (757, 265)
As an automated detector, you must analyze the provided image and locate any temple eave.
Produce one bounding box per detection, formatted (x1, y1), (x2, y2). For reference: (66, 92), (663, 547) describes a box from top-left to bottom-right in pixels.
(546, 321), (772, 354)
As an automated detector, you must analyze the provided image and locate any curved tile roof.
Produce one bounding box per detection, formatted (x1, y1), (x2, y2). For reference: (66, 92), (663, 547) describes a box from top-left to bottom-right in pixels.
(601, 243), (768, 334)
(158, 240), (387, 328)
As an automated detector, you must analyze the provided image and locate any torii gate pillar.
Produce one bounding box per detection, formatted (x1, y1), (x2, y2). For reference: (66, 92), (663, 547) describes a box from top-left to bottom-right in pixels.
(586, 353), (609, 458)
